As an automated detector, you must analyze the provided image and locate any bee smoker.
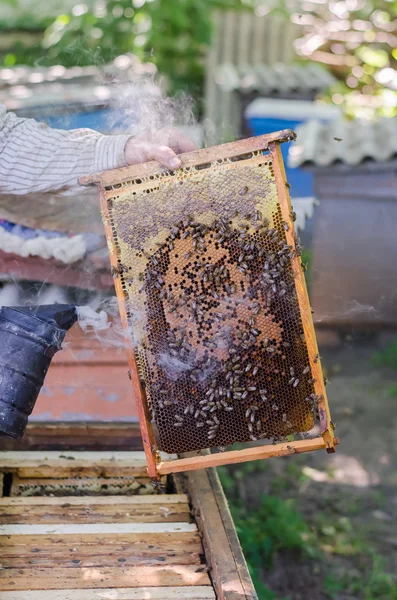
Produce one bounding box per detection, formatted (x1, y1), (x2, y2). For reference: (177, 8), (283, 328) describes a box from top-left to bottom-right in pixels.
(0, 304), (77, 439)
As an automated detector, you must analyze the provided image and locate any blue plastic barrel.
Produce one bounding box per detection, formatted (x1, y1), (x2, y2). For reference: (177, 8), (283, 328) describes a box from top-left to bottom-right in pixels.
(245, 99), (340, 198)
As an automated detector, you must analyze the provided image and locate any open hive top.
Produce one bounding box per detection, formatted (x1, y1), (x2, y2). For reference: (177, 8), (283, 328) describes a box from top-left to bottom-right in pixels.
(89, 132), (328, 455)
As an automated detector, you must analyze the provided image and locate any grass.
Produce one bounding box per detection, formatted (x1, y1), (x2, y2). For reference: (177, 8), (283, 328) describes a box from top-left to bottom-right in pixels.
(218, 463), (397, 600)
(232, 495), (317, 569)
(386, 385), (397, 398)
(314, 514), (368, 556)
(325, 554), (397, 600)
(230, 494), (312, 600)
(372, 339), (397, 370)
(362, 554), (397, 600)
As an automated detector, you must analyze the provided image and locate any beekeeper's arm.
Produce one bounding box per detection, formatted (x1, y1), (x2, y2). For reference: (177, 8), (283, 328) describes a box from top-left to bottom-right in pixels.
(0, 105), (196, 196)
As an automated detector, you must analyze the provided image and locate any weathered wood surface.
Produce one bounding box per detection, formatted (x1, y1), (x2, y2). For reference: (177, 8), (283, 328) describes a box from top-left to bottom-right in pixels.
(0, 423), (143, 452)
(207, 468), (257, 600)
(0, 522), (197, 535)
(0, 564), (210, 590)
(0, 450), (214, 597)
(0, 451), (170, 478)
(186, 465), (258, 600)
(0, 531), (202, 566)
(0, 531), (200, 547)
(0, 501), (191, 525)
(0, 434), (256, 599)
(0, 587), (216, 599)
(0, 494), (188, 505)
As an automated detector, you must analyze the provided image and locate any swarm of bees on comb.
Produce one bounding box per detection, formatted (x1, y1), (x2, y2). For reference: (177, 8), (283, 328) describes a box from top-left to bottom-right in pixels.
(141, 209), (322, 453)
(105, 152), (327, 455)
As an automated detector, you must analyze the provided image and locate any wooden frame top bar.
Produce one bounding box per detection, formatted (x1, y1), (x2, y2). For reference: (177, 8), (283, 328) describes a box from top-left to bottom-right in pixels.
(79, 129), (296, 187)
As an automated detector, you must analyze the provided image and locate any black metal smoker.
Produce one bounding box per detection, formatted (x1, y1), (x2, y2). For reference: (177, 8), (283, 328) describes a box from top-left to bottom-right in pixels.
(0, 304), (77, 439)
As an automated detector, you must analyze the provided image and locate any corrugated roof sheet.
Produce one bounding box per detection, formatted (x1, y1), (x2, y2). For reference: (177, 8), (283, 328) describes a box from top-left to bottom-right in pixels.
(0, 55), (157, 111)
(245, 97), (340, 121)
(215, 62), (335, 95)
(289, 118), (397, 167)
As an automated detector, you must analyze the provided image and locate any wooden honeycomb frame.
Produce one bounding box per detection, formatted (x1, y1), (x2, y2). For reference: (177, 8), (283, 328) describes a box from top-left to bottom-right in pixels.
(81, 130), (338, 480)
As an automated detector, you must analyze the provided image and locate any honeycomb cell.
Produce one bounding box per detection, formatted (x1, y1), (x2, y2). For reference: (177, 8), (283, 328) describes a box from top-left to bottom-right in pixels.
(105, 155), (320, 454)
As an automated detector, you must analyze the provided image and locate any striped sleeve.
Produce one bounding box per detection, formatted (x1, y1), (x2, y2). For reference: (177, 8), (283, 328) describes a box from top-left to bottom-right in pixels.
(0, 105), (131, 195)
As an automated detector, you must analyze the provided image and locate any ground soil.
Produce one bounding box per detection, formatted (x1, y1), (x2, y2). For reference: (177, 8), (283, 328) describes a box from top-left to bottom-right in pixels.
(231, 334), (397, 600)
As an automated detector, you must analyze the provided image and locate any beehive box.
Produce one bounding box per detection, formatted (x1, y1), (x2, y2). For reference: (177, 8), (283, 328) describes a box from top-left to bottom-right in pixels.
(81, 130), (337, 478)
(0, 425), (257, 599)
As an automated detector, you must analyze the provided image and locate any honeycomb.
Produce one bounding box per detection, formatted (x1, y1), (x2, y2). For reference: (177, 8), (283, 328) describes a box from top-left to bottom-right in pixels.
(104, 152), (322, 454)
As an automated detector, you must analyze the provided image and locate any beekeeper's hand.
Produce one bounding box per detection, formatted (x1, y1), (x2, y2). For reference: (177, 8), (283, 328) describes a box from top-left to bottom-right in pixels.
(125, 128), (197, 170)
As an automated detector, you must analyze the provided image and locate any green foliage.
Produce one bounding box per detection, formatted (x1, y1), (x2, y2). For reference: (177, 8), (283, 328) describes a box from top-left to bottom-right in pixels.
(3, 1), (397, 117)
(230, 495), (317, 569)
(315, 514), (369, 557)
(333, 554), (397, 600)
(219, 464), (397, 600)
(279, 0), (397, 118)
(372, 339), (397, 369)
(363, 554), (397, 600)
(324, 573), (349, 599)
(386, 385), (397, 397)
(0, 0), (248, 100)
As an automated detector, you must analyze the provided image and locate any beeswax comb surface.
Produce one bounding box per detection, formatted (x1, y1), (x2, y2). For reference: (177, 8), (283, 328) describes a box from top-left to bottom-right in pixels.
(98, 137), (327, 454)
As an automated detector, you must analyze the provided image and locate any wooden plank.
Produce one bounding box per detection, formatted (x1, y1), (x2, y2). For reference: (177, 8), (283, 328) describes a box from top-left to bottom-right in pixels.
(186, 468), (250, 600)
(0, 565), (210, 591)
(0, 451), (147, 470)
(0, 502), (190, 524)
(0, 523), (197, 536)
(0, 545), (201, 568)
(0, 422), (144, 452)
(0, 537), (202, 565)
(80, 130), (295, 187)
(0, 451), (170, 479)
(0, 531), (201, 549)
(0, 451), (149, 464)
(207, 468), (257, 599)
(0, 554), (201, 569)
(0, 587), (216, 599)
(0, 495), (188, 506)
(158, 438), (333, 474)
